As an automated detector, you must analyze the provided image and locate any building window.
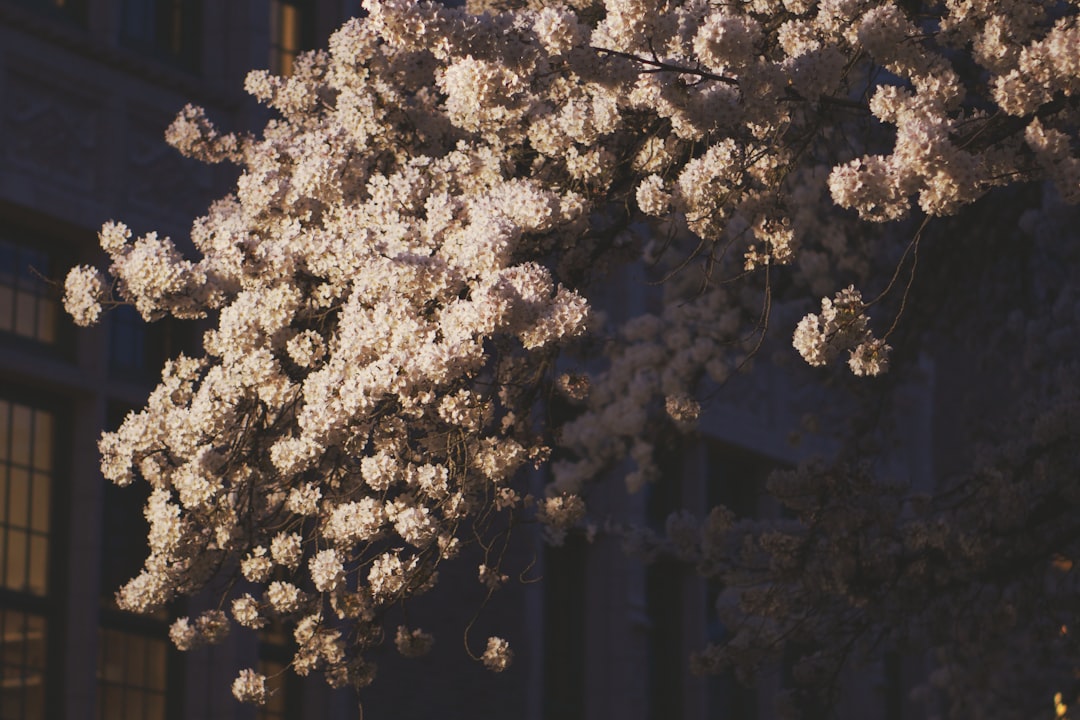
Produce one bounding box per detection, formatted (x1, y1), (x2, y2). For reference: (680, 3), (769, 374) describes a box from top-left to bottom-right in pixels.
(543, 535), (586, 720)
(109, 306), (194, 382)
(0, 609), (47, 720)
(108, 306), (147, 378)
(705, 441), (773, 720)
(0, 399), (53, 597)
(97, 626), (168, 720)
(119, 0), (203, 73)
(269, 0), (315, 76)
(646, 438), (685, 720)
(0, 239), (60, 347)
(99, 449), (147, 605)
(0, 394), (56, 720)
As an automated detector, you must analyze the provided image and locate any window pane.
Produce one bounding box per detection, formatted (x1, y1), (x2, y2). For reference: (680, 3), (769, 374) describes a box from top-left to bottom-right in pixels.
(31, 473), (49, 533)
(25, 614), (45, 666)
(101, 450), (151, 603)
(14, 291), (36, 338)
(0, 245), (15, 285)
(125, 634), (146, 687)
(145, 639), (166, 689)
(281, 3), (298, 53)
(101, 684), (124, 720)
(0, 286), (12, 334)
(31, 412), (51, 473)
(0, 401), (8, 462)
(100, 630), (124, 683)
(6, 530), (27, 590)
(9, 469), (29, 529)
(109, 306), (148, 375)
(35, 298), (56, 345)
(146, 692), (165, 720)
(10, 405), (30, 467)
(27, 536), (47, 596)
(24, 679), (45, 720)
(129, 688), (146, 720)
(0, 691), (20, 720)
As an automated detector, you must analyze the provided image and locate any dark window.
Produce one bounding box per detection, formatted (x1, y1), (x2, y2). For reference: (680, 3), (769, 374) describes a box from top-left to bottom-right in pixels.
(543, 535), (586, 720)
(108, 306), (146, 378)
(99, 464), (148, 604)
(109, 305), (194, 382)
(119, 0), (203, 73)
(705, 441), (773, 720)
(706, 441), (768, 520)
(0, 238), (61, 348)
(646, 439), (684, 720)
(269, 0), (316, 76)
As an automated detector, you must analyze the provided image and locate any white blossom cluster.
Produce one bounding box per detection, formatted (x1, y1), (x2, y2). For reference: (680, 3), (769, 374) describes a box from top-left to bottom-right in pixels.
(66, 0), (1079, 709)
(480, 636), (513, 672)
(63, 265), (106, 327)
(792, 286), (891, 376)
(231, 669), (268, 705)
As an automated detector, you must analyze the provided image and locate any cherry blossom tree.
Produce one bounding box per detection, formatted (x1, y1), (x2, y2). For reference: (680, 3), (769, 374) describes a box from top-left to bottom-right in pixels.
(63, 0), (1079, 716)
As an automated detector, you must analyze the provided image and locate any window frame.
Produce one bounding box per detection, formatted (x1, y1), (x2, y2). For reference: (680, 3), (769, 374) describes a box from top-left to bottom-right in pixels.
(0, 383), (72, 720)
(0, 229), (77, 359)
